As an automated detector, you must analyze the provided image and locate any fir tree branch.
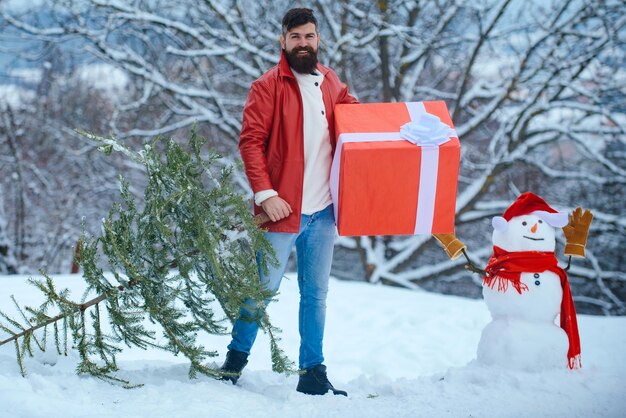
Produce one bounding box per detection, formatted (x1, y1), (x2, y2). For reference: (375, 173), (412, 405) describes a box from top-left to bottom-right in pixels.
(0, 282), (137, 348)
(1, 300), (92, 347)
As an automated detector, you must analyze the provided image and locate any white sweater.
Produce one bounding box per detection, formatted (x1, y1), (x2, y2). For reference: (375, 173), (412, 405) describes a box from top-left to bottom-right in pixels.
(254, 69), (333, 215)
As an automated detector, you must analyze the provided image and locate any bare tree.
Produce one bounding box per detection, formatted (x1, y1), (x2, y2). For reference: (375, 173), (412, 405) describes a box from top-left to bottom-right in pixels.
(324, 0), (626, 314)
(0, 0), (624, 313)
(0, 51), (143, 272)
(0, 184), (17, 274)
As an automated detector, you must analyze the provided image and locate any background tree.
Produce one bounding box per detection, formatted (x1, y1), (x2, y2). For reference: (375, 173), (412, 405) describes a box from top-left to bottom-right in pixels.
(0, 0), (624, 313)
(0, 184), (17, 274)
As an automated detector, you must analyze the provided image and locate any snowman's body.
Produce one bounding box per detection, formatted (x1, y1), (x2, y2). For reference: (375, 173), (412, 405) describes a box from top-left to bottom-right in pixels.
(476, 213), (569, 371)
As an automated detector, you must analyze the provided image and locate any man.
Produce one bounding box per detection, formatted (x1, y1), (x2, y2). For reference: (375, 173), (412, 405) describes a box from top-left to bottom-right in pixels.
(220, 8), (358, 396)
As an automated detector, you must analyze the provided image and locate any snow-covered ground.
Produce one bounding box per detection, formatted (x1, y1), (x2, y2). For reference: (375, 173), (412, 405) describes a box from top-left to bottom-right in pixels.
(1, 273), (625, 418)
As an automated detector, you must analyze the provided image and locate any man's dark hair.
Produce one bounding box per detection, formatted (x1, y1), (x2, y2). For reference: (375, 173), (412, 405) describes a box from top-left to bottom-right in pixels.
(281, 8), (318, 35)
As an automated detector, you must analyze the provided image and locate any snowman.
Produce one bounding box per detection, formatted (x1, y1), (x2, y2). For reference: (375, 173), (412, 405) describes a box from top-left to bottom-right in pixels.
(434, 192), (592, 371)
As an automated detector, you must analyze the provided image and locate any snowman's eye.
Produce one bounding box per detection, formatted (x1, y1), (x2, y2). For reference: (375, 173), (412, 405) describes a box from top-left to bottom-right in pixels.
(522, 221), (527, 226)
(538, 220), (543, 224)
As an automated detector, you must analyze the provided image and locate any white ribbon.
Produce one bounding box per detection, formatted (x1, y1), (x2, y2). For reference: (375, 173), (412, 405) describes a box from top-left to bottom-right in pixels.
(330, 102), (457, 235)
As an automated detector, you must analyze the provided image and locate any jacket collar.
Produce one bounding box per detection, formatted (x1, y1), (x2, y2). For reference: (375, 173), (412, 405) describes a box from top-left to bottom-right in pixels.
(278, 49), (330, 79)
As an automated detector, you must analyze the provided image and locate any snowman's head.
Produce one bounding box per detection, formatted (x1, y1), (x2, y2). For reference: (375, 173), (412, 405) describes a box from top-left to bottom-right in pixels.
(491, 192), (569, 253)
(492, 213), (559, 252)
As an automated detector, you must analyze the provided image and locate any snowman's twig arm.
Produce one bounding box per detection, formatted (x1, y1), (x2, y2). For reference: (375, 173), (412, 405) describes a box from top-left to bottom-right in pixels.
(564, 255), (572, 271)
(462, 249), (487, 276)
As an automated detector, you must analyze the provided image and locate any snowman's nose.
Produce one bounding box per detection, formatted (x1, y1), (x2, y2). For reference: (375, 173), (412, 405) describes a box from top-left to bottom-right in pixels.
(531, 223), (538, 233)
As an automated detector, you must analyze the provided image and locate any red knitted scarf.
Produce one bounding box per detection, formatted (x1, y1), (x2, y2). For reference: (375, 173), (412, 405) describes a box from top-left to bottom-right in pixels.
(484, 246), (581, 369)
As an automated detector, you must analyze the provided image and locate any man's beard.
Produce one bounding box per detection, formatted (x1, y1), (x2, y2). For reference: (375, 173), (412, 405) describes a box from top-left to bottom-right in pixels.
(285, 46), (319, 74)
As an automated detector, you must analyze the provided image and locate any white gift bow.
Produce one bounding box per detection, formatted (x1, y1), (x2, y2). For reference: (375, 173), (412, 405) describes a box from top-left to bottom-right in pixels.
(330, 102), (458, 235)
(399, 112), (455, 146)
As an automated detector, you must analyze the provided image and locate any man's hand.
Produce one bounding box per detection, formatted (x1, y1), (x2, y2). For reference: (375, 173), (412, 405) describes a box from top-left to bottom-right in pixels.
(261, 196), (293, 222)
(563, 207), (593, 258)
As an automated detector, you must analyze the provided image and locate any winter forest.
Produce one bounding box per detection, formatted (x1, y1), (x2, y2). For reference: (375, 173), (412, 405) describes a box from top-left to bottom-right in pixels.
(0, 0), (624, 315)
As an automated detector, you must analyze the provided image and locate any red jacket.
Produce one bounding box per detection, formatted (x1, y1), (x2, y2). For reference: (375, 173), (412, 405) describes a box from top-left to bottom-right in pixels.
(239, 51), (358, 232)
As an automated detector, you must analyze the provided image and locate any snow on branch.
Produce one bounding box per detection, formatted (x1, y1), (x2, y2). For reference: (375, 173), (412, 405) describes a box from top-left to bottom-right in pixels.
(1, 0), (623, 313)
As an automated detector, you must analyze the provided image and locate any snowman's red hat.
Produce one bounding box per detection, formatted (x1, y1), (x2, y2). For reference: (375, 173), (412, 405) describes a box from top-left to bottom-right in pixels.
(493, 192), (569, 231)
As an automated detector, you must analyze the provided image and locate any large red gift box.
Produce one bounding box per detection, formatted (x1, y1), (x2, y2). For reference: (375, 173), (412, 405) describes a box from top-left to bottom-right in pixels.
(330, 101), (460, 236)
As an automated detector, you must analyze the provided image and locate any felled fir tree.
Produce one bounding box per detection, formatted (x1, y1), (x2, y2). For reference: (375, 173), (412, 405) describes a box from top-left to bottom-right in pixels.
(0, 129), (294, 387)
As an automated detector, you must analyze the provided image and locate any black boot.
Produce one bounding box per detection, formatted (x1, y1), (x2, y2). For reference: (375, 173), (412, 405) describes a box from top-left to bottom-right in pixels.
(219, 349), (249, 384)
(296, 364), (347, 396)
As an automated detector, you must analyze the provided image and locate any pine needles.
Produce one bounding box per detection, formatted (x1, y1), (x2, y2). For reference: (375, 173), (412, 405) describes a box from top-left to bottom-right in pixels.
(0, 128), (294, 386)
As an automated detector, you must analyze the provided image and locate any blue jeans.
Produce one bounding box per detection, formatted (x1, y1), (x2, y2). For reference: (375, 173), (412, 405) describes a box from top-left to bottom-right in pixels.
(228, 204), (336, 369)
